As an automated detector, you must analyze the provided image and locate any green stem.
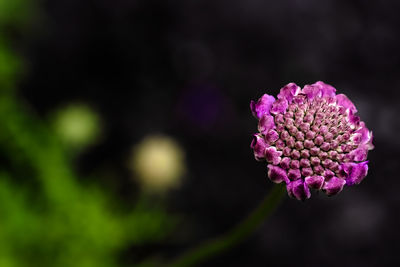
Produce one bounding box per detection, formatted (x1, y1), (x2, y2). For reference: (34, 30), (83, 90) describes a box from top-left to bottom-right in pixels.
(168, 183), (287, 267)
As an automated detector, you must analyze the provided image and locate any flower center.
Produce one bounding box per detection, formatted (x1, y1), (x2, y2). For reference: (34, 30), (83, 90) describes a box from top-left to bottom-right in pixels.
(270, 94), (356, 180)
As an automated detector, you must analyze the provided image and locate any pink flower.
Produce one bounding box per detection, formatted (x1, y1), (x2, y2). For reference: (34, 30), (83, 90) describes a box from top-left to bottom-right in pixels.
(250, 81), (374, 200)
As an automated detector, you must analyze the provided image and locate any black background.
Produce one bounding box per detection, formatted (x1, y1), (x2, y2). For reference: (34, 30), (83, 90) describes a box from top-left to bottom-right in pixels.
(18, 0), (400, 266)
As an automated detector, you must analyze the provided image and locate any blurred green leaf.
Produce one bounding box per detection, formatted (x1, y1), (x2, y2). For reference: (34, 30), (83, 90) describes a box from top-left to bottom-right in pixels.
(0, 0), (176, 265)
(0, 93), (175, 267)
(0, 0), (32, 27)
(0, 39), (21, 90)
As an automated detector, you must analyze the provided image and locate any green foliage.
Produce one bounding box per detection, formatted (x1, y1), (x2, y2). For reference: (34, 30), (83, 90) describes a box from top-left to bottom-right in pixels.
(0, 2), (176, 266)
(0, 38), (21, 91)
(0, 0), (33, 28)
(0, 90), (175, 267)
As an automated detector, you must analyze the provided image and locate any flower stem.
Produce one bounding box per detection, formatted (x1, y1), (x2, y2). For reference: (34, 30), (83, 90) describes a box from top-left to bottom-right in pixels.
(168, 183), (287, 267)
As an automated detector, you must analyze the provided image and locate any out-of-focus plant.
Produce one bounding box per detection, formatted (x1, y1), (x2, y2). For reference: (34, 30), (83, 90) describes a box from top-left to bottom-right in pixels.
(130, 135), (186, 194)
(0, 0), (31, 91)
(0, 2), (176, 266)
(0, 38), (21, 91)
(0, 76), (176, 267)
(0, 0), (33, 27)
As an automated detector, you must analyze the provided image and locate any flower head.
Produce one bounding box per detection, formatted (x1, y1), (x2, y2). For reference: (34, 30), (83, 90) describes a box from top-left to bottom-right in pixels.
(250, 82), (374, 200)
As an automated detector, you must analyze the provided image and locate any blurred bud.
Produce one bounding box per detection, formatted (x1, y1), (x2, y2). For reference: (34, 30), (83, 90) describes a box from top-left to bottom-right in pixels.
(52, 103), (101, 150)
(130, 135), (185, 193)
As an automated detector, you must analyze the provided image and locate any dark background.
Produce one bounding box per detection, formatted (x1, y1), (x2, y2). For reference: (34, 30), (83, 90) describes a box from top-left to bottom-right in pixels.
(17, 0), (400, 266)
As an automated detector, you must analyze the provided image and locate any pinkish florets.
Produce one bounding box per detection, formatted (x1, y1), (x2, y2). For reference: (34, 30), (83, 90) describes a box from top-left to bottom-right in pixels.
(250, 81), (374, 201)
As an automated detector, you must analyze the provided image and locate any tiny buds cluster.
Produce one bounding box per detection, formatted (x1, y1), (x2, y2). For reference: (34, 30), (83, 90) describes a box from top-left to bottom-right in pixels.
(250, 81), (374, 201)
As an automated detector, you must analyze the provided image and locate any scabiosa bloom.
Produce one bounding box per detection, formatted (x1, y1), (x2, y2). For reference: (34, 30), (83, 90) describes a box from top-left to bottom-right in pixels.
(250, 82), (374, 201)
